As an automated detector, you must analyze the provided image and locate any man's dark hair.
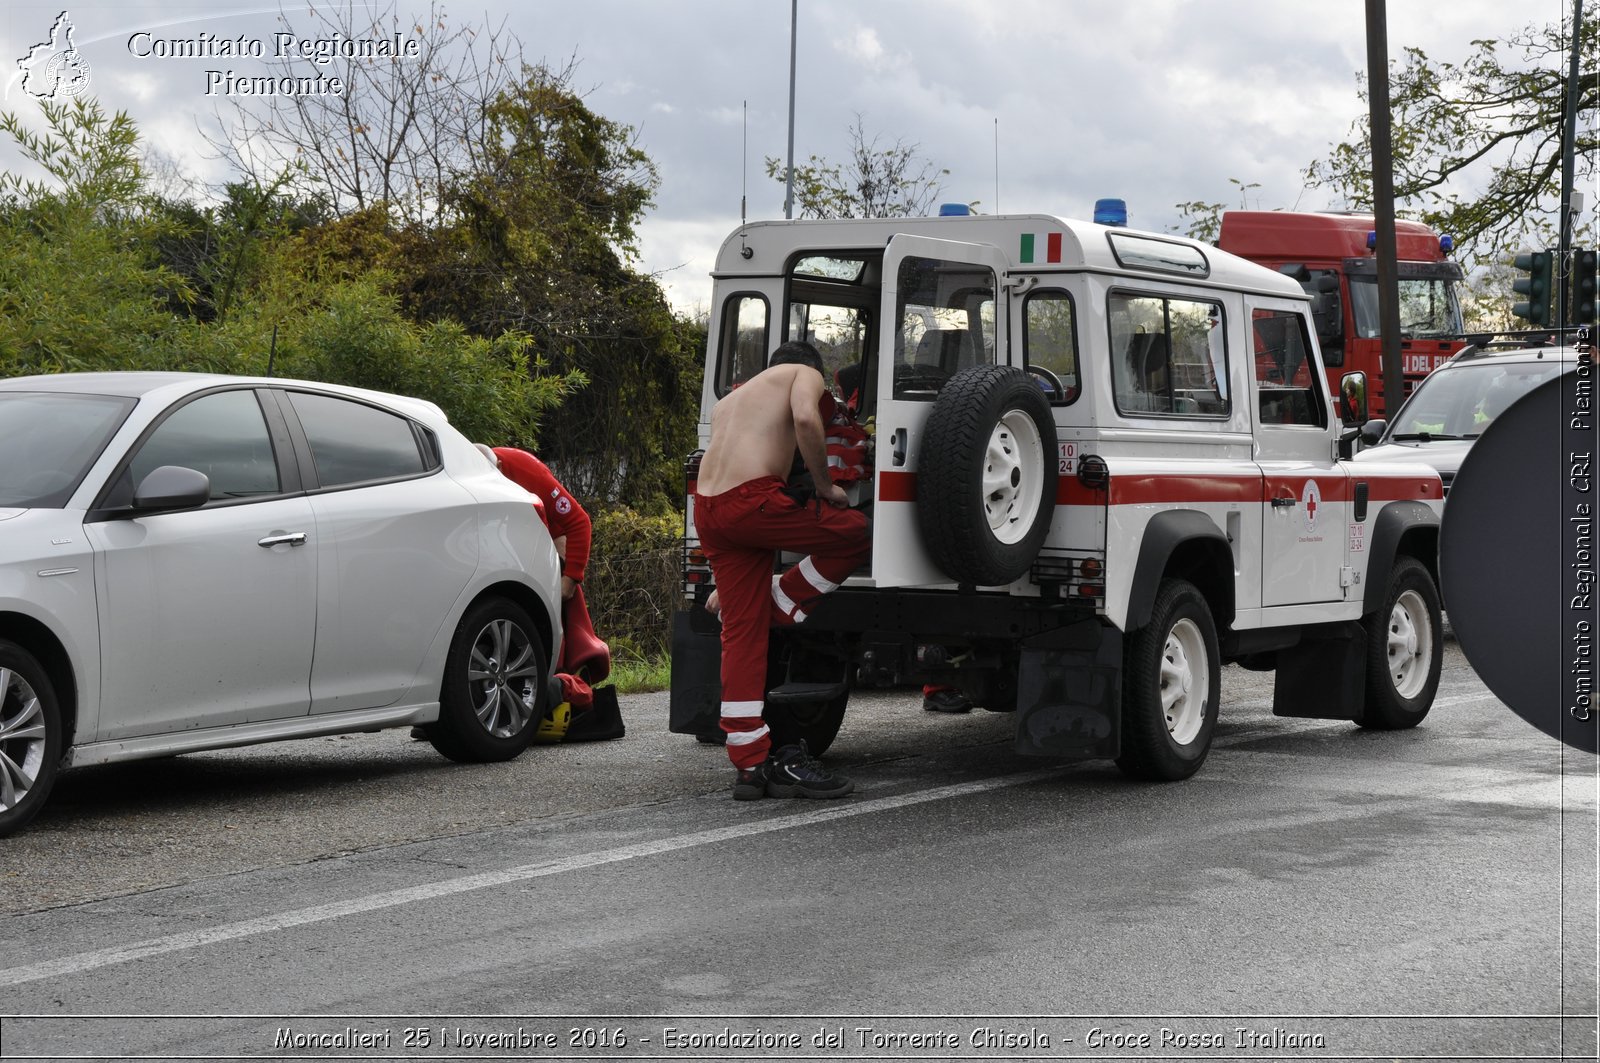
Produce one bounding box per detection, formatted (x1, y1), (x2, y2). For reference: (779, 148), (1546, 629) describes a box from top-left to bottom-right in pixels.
(769, 340), (823, 373)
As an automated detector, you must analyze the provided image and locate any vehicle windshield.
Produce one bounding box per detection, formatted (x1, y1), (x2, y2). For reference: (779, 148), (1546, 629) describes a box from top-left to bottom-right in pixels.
(0, 391), (136, 507)
(1349, 276), (1464, 338)
(1387, 359), (1568, 441)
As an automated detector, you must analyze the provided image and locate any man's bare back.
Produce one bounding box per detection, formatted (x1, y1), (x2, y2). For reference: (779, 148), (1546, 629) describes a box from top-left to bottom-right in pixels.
(697, 362), (847, 505)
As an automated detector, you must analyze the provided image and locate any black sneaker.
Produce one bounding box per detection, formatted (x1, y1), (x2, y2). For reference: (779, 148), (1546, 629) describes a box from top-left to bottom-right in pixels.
(923, 688), (973, 714)
(765, 742), (854, 799)
(732, 761), (771, 801)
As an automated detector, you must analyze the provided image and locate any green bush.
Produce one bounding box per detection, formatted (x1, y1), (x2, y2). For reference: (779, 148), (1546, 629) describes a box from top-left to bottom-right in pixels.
(583, 506), (682, 663)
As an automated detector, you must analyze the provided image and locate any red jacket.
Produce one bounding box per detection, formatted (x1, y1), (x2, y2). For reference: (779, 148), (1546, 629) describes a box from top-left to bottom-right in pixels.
(493, 447), (591, 583)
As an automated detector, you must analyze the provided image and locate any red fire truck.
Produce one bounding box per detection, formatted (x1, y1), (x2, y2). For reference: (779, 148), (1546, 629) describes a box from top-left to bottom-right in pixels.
(1216, 211), (1467, 416)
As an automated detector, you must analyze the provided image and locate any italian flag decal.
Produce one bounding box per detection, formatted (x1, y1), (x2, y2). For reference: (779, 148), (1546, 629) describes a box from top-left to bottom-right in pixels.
(1020, 232), (1063, 264)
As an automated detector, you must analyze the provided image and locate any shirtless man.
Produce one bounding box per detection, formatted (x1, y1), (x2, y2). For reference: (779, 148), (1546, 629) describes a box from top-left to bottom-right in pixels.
(695, 341), (870, 799)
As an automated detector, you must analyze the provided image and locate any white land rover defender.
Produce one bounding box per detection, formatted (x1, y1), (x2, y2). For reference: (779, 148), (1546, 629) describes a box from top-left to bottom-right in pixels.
(670, 210), (1445, 780)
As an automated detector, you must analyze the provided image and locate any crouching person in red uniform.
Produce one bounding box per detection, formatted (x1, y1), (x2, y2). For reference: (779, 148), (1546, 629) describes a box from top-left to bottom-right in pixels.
(695, 341), (870, 800)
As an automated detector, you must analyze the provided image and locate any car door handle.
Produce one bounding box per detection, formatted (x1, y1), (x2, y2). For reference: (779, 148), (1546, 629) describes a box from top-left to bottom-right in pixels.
(1270, 497), (1296, 508)
(258, 532), (308, 548)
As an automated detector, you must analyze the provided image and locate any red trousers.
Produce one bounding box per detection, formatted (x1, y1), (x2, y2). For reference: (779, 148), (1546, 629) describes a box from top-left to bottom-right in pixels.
(694, 477), (871, 768)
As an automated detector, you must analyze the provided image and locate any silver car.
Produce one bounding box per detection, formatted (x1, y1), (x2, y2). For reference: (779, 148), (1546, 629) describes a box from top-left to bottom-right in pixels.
(0, 373), (563, 836)
(1352, 341), (1580, 496)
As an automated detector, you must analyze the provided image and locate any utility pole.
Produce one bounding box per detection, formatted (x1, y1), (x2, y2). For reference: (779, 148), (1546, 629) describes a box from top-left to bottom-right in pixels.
(784, 0), (797, 220)
(1558, 0), (1585, 329)
(1365, 0), (1404, 413)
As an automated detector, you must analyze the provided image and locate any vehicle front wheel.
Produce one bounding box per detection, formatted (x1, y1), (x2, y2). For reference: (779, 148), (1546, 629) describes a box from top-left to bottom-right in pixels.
(0, 640), (63, 837)
(1115, 579), (1220, 781)
(1358, 556), (1442, 730)
(430, 598), (547, 763)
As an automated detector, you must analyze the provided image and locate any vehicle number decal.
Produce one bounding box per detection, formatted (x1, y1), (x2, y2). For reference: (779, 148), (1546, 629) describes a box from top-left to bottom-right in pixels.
(1058, 441), (1077, 475)
(1349, 523), (1365, 552)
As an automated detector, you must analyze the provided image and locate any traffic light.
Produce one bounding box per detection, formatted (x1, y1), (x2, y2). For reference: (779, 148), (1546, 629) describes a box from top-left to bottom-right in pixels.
(1512, 250), (1555, 326)
(1571, 248), (1598, 327)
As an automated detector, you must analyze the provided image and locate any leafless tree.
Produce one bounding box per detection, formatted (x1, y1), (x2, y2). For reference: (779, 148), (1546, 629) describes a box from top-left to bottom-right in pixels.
(208, 2), (538, 225)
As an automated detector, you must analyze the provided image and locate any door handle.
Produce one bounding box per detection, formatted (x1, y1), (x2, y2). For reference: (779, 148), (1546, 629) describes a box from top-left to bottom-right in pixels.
(1270, 497), (1296, 508)
(891, 428), (907, 467)
(258, 532), (308, 548)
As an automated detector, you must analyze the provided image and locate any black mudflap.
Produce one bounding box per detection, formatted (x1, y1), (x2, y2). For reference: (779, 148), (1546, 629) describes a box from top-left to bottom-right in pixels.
(1272, 620), (1366, 720)
(1013, 619), (1122, 760)
(668, 609), (721, 736)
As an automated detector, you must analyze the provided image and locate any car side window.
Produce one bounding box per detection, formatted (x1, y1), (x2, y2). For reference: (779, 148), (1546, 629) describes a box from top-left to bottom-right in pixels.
(286, 391), (427, 488)
(1252, 308), (1326, 428)
(127, 390), (280, 502)
(1108, 292), (1229, 417)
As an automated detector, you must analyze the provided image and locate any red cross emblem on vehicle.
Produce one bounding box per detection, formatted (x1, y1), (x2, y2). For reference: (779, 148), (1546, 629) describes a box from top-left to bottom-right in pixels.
(1301, 479), (1322, 532)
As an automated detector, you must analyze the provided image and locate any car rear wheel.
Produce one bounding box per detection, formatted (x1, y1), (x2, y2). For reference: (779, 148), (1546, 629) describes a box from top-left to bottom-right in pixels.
(0, 641), (62, 837)
(1115, 579), (1219, 781)
(430, 598), (547, 763)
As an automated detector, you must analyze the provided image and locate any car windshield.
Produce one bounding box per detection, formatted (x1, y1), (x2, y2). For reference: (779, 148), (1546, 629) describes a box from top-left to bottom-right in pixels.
(1349, 276), (1464, 338)
(0, 391), (136, 507)
(1388, 359), (1568, 441)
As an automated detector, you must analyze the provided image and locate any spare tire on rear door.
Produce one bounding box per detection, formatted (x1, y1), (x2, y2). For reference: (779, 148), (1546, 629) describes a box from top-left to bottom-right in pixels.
(917, 365), (1059, 586)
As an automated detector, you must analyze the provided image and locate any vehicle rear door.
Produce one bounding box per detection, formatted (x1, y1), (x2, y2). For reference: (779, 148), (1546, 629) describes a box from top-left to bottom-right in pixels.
(872, 234), (1009, 587)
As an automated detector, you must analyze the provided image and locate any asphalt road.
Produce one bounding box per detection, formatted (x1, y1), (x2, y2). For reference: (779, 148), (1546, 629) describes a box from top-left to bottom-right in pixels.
(1, 635), (1596, 1062)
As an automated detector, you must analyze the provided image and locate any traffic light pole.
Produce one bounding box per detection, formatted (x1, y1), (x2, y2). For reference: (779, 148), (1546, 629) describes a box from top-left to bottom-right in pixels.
(1558, 0), (1584, 330)
(1365, 0), (1405, 412)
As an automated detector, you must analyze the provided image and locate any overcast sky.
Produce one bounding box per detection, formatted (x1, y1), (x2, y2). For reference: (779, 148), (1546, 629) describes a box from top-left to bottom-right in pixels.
(0, 0), (1574, 314)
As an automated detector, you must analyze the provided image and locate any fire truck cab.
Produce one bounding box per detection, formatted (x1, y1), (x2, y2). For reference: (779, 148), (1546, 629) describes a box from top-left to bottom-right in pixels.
(671, 210), (1446, 781)
(1216, 210), (1467, 416)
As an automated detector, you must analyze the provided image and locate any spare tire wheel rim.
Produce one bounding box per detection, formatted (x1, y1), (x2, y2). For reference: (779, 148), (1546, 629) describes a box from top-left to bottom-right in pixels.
(984, 408), (1045, 544)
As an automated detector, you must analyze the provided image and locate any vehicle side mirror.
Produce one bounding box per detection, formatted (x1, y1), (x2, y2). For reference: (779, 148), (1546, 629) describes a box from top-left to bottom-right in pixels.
(1359, 418), (1388, 445)
(131, 465), (211, 513)
(1339, 372), (1368, 425)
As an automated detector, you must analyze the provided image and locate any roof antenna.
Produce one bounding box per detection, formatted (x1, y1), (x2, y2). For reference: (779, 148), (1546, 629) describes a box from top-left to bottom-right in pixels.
(993, 118), (1000, 215)
(739, 100), (753, 258)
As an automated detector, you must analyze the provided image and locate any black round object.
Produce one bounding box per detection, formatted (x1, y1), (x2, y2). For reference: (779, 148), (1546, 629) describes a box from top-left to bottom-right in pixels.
(1439, 367), (1598, 754)
(917, 365), (1059, 586)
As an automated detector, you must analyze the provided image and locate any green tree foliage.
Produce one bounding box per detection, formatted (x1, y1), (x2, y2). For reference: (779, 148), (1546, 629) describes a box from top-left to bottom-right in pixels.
(0, 97), (575, 445)
(1304, 17), (1597, 263)
(0, 99), (188, 372)
(765, 115), (953, 219)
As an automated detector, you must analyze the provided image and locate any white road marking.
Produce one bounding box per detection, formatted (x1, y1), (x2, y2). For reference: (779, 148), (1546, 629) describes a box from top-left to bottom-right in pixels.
(0, 769), (1063, 989)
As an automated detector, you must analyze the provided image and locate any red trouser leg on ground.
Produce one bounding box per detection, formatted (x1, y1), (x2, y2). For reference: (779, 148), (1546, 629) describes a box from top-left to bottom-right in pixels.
(695, 478), (870, 769)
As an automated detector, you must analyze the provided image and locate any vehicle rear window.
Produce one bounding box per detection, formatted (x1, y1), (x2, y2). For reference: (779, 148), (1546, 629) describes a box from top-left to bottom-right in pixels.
(0, 391), (135, 508)
(287, 391), (428, 487)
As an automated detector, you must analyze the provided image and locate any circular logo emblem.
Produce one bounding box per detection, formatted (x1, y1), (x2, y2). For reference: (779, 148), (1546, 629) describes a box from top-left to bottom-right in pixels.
(554, 495), (572, 516)
(1301, 479), (1322, 532)
(44, 50), (92, 98)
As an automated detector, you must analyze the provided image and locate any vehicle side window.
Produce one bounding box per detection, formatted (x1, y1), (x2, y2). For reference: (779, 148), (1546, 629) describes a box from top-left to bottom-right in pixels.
(718, 294), (769, 392)
(286, 392), (427, 488)
(127, 390), (280, 502)
(1023, 290), (1080, 405)
(1252, 308), (1326, 428)
(1108, 293), (1228, 417)
(893, 255), (996, 401)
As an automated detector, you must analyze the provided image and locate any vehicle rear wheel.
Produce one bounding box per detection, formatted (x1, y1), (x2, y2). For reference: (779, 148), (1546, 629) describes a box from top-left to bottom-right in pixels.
(1115, 579), (1219, 781)
(917, 365), (1059, 587)
(0, 640), (62, 837)
(766, 689), (849, 757)
(430, 598), (547, 763)
(1358, 556), (1442, 730)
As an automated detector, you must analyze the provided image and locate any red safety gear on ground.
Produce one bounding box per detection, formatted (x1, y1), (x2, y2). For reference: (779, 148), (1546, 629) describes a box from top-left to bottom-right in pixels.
(493, 447), (591, 583)
(695, 477), (870, 769)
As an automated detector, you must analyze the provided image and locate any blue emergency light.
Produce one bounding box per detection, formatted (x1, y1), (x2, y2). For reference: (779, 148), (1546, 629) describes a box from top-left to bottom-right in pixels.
(1094, 198), (1128, 226)
(938, 203), (972, 216)
(1440, 235), (1454, 253)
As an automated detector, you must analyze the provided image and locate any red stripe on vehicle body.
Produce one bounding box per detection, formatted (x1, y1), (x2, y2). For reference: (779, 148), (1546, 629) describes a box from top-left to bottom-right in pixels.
(881, 470), (1437, 506)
